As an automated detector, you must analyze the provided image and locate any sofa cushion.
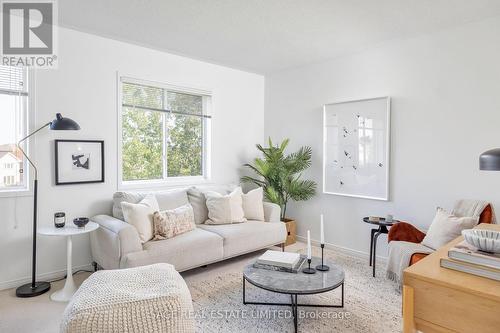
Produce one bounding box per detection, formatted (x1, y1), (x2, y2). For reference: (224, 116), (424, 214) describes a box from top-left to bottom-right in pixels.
(121, 194), (159, 243)
(132, 228), (223, 271)
(187, 184), (237, 224)
(242, 187), (265, 221)
(204, 187), (246, 225)
(113, 188), (189, 220)
(198, 221), (286, 258)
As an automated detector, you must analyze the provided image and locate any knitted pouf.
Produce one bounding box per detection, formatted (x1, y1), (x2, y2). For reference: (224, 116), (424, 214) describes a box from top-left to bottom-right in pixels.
(61, 263), (194, 333)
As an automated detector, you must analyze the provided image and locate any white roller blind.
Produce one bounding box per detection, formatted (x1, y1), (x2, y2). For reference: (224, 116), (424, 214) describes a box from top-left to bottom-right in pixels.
(0, 66), (27, 95)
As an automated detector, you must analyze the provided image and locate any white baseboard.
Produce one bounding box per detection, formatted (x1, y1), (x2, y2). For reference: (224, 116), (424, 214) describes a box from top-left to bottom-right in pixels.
(296, 235), (387, 264)
(0, 263), (93, 291)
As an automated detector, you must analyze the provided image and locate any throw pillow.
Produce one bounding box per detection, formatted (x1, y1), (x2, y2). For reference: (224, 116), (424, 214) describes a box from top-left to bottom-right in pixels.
(121, 194), (159, 243)
(152, 204), (196, 240)
(187, 184), (237, 224)
(242, 187), (265, 221)
(421, 207), (479, 250)
(187, 187), (210, 225)
(204, 187), (246, 225)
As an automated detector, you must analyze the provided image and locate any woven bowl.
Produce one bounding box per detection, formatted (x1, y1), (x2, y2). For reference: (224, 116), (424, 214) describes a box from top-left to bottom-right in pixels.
(462, 229), (500, 253)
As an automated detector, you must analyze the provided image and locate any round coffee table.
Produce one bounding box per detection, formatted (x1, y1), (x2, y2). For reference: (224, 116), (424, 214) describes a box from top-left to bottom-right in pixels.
(243, 256), (344, 332)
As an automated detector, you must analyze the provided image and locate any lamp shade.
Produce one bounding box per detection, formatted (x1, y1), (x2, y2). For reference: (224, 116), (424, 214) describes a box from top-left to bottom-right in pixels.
(479, 148), (500, 171)
(49, 113), (80, 130)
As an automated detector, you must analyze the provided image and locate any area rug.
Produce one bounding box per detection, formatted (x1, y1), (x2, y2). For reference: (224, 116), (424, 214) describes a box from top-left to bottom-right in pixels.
(188, 247), (401, 333)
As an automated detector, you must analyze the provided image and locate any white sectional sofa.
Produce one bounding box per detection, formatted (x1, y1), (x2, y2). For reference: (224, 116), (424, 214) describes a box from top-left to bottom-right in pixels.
(90, 185), (286, 272)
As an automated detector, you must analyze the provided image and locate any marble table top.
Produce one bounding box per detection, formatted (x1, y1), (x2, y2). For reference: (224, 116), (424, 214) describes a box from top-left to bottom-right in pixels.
(243, 256), (344, 295)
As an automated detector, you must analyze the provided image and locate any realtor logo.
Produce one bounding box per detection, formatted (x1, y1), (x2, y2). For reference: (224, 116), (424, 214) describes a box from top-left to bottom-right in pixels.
(1, 0), (58, 67)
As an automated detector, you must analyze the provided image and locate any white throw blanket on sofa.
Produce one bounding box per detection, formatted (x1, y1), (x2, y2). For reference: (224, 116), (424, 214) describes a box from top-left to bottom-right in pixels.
(386, 200), (492, 290)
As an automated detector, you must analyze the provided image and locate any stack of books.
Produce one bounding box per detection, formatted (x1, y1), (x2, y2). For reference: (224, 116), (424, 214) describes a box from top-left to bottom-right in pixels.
(254, 250), (305, 273)
(440, 241), (500, 281)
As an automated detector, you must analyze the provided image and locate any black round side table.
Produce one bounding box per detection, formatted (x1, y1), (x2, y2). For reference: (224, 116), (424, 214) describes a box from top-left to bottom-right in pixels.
(362, 217), (399, 277)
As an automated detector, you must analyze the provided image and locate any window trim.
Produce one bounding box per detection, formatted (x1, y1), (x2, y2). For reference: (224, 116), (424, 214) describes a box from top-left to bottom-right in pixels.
(117, 74), (212, 190)
(0, 67), (34, 197)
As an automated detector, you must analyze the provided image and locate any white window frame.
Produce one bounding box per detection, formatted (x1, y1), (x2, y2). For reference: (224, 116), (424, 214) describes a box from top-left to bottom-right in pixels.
(117, 75), (212, 190)
(0, 68), (34, 197)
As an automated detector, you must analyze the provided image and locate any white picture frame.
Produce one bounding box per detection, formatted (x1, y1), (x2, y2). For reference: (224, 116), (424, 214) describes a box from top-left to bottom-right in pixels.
(323, 97), (391, 201)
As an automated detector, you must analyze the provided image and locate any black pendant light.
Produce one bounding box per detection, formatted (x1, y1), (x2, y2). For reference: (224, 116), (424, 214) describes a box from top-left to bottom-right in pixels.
(479, 148), (500, 171)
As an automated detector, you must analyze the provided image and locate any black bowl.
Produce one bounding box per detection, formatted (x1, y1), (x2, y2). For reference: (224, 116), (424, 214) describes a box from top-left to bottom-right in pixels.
(73, 217), (89, 228)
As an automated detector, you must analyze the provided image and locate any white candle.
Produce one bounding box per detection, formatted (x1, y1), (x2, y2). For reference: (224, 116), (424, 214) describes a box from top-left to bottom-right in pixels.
(307, 230), (312, 259)
(320, 214), (324, 244)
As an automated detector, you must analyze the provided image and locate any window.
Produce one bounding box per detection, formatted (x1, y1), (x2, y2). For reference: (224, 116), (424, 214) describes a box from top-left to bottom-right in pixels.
(119, 78), (211, 186)
(0, 65), (28, 191)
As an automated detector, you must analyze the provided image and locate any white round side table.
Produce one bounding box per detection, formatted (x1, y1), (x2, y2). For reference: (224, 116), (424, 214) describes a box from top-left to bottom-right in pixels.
(38, 221), (99, 302)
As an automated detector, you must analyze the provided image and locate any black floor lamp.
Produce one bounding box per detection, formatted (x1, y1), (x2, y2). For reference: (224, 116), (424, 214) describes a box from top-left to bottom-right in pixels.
(16, 113), (80, 298)
(480, 148), (500, 171)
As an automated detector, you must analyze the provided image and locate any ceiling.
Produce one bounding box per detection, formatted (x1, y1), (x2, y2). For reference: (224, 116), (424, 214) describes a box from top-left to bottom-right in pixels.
(59, 0), (500, 74)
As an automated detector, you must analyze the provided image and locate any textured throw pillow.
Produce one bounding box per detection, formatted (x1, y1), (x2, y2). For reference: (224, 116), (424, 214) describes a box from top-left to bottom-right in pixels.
(421, 207), (479, 250)
(242, 187), (265, 221)
(121, 194), (159, 243)
(152, 204), (196, 240)
(204, 187), (246, 225)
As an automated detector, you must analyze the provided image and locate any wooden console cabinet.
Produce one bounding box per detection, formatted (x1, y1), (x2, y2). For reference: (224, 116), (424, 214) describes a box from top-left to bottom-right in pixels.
(402, 224), (500, 333)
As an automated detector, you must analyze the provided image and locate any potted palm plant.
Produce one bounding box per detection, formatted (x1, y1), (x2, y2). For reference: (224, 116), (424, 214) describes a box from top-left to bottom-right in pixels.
(241, 138), (317, 223)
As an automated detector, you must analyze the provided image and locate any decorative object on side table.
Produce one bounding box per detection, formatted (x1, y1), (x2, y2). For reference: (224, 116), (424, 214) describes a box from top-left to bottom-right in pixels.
(316, 214), (330, 271)
(441, 239), (500, 281)
(15, 113), (80, 298)
(303, 230), (316, 274)
(323, 97), (391, 201)
(54, 212), (66, 228)
(363, 216), (399, 277)
(462, 229), (500, 253)
(55, 139), (104, 185)
(38, 221), (99, 302)
(73, 217), (90, 228)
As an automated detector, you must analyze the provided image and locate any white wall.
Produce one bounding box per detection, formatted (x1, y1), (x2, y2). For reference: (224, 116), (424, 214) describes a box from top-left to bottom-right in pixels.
(265, 16), (500, 259)
(0, 27), (264, 289)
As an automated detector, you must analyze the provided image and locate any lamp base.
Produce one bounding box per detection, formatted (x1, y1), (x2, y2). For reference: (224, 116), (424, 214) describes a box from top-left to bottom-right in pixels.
(16, 281), (51, 298)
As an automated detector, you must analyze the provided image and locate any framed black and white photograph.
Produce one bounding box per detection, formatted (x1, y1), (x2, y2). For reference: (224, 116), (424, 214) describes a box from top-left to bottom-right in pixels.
(55, 140), (105, 185)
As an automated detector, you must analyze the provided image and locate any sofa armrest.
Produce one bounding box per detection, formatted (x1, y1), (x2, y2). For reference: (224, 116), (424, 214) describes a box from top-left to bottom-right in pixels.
(90, 215), (143, 269)
(263, 202), (281, 223)
(387, 221), (426, 243)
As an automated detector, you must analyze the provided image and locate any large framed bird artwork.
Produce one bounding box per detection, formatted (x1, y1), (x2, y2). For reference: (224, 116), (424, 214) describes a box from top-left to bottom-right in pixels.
(55, 139), (105, 185)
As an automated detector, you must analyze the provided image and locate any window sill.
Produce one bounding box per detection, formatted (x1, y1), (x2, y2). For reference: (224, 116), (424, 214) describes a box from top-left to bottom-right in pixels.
(118, 177), (213, 191)
(0, 188), (32, 198)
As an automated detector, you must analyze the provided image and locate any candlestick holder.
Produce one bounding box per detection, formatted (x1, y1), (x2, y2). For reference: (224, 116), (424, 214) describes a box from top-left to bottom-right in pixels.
(302, 258), (316, 274)
(316, 244), (330, 271)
